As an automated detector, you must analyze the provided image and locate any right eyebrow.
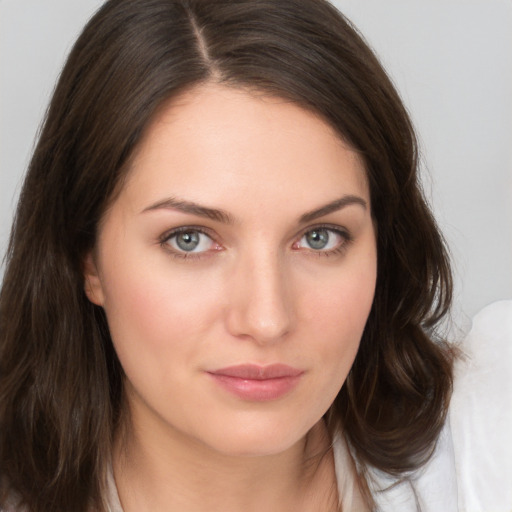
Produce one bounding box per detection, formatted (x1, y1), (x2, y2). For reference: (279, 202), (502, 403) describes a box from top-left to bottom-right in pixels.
(141, 196), (234, 224)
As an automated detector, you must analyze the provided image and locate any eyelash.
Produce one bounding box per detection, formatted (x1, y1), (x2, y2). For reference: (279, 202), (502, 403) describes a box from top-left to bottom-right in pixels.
(295, 224), (354, 257)
(158, 224), (353, 260)
(159, 226), (218, 260)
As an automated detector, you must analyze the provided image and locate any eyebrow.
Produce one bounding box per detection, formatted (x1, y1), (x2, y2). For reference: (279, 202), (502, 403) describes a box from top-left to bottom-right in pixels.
(299, 195), (367, 223)
(142, 194), (367, 224)
(142, 197), (234, 224)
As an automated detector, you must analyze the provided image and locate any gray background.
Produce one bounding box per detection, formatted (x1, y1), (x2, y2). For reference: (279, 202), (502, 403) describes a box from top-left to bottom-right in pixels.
(1, 0), (511, 334)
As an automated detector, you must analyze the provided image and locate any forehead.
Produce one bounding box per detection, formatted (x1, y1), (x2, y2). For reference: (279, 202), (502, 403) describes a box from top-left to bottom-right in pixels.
(121, 83), (369, 217)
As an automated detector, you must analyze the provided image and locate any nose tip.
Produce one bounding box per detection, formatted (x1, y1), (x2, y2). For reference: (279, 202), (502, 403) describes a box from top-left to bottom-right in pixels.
(236, 306), (291, 344)
(225, 259), (294, 345)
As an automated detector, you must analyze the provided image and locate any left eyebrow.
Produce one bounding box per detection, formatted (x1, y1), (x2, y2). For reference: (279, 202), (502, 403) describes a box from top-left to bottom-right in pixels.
(299, 195), (367, 223)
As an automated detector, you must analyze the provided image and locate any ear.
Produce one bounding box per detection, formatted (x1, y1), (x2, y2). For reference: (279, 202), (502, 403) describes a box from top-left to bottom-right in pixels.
(83, 252), (105, 306)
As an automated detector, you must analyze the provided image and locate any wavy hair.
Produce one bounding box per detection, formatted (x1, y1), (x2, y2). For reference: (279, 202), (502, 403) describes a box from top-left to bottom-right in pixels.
(0, 0), (454, 510)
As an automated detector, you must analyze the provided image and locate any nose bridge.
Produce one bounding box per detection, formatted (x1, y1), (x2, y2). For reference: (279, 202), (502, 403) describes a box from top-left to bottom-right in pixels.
(225, 243), (294, 344)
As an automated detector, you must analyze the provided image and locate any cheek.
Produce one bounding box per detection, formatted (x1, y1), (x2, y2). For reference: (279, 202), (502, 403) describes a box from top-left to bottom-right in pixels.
(301, 259), (376, 384)
(98, 254), (223, 375)
(304, 256), (376, 336)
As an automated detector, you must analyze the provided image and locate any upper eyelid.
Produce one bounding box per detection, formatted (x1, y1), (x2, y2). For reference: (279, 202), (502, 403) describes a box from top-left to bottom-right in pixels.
(158, 223), (352, 249)
(296, 223), (351, 239)
(293, 224), (353, 252)
(159, 225), (216, 242)
(159, 226), (219, 259)
(159, 222), (348, 235)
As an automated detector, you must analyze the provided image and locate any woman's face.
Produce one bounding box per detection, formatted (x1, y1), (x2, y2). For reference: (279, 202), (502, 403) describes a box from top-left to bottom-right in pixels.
(85, 84), (377, 457)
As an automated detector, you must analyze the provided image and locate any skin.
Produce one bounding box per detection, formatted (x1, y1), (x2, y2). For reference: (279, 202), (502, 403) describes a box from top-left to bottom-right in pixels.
(84, 83), (377, 511)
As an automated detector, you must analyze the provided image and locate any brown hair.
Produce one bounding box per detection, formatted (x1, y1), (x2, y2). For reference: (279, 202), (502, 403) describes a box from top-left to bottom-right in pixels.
(0, 0), (454, 510)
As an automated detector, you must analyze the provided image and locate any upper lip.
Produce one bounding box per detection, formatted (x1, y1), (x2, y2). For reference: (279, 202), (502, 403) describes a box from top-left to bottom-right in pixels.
(209, 364), (303, 380)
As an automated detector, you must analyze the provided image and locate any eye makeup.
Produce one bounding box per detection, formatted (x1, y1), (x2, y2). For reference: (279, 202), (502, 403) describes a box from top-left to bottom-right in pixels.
(158, 226), (222, 260)
(158, 222), (354, 261)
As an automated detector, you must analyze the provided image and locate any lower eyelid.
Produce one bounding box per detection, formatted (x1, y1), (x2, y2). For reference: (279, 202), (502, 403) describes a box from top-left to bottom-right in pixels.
(159, 226), (352, 259)
(158, 227), (219, 255)
(294, 227), (352, 251)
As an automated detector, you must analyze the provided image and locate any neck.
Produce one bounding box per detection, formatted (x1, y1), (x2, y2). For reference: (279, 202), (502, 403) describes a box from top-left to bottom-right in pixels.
(113, 415), (337, 512)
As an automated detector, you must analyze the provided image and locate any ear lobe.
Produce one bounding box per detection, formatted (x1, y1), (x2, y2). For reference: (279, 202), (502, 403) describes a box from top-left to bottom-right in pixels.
(83, 252), (105, 306)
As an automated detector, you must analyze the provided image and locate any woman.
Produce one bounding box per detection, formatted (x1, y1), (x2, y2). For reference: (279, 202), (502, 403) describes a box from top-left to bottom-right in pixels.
(0, 0), (455, 510)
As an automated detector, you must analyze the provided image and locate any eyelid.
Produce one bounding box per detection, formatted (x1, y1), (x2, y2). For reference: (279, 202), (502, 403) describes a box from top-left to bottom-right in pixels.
(159, 225), (215, 242)
(296, 223), (351, 240)
(159, 225), (222, 259)
(293, 223), (353, 254)
(158, 223), (353, 260)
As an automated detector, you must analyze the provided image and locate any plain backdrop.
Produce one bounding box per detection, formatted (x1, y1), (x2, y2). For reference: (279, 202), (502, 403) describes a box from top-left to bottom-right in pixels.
(1, 0), (511, 334)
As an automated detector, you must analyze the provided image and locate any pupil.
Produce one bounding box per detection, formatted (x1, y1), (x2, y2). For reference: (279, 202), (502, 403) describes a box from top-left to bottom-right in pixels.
(176, 231), (200, 251)
(307, 229), (329, 249)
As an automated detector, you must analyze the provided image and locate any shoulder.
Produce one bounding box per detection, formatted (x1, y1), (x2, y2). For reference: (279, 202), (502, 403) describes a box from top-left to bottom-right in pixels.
(366, 422), (457, 512)
(333, 300), (512, 511)
(332, 427), (458, 511)
(450, 300), (512, 512)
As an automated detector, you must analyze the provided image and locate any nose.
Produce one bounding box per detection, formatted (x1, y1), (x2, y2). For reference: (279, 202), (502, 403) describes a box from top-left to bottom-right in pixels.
(224, 249), (294, 345)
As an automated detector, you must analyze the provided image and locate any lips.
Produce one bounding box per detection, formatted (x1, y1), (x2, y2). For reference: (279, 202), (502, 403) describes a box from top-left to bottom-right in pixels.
(207, 364), (304, 401)
(211, 364), (303, 380)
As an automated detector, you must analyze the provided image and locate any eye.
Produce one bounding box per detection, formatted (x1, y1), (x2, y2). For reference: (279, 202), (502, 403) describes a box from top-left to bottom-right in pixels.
(163, 228), (218, 254)
(294, 227), (350, 253)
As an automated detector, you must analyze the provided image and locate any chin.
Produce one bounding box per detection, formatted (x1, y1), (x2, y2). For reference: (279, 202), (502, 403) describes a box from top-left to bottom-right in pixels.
(194, 416), (318, 459)
(208, 436), (303, 458)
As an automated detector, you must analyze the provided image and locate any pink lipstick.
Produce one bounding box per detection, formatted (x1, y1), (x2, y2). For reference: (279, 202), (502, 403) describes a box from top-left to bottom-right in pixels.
(207, 364), (303, 401)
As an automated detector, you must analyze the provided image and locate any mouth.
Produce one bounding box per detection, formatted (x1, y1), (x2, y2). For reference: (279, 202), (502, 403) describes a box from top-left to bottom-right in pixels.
(207, 364), (304, 401)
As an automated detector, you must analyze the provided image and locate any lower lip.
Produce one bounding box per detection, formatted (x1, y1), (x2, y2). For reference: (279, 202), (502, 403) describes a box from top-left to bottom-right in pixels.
(208, 374), (302, 401)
